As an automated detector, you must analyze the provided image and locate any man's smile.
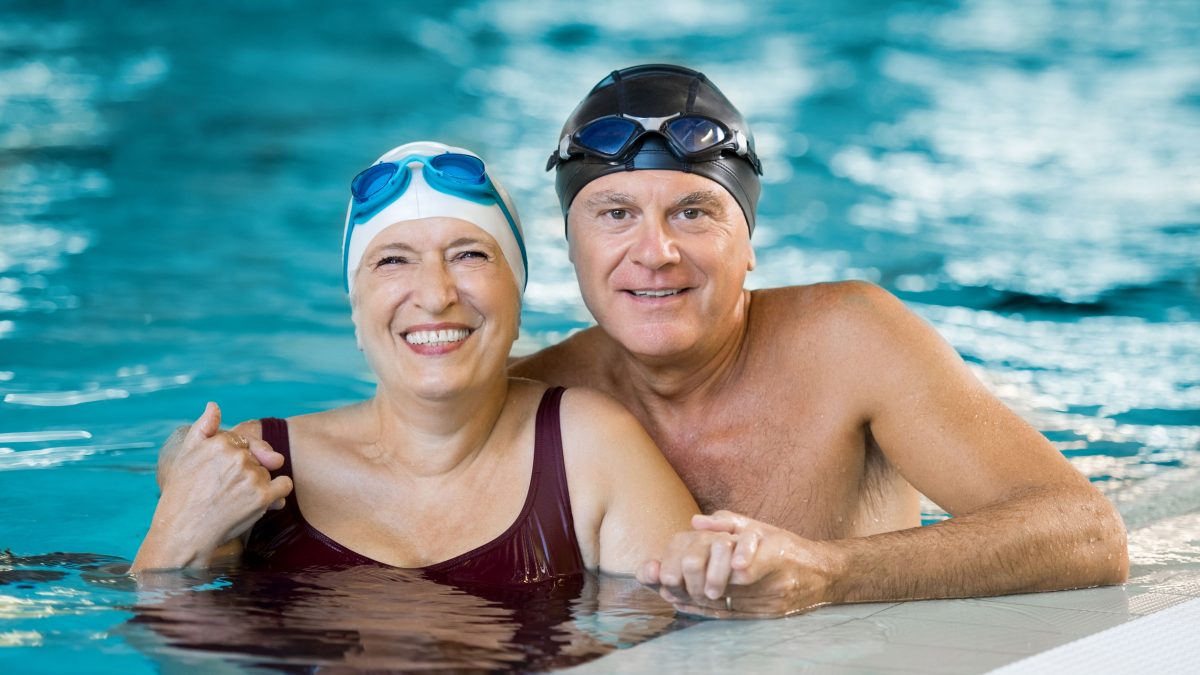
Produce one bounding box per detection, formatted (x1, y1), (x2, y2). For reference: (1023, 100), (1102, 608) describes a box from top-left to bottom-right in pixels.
(628, 288), (687, 298)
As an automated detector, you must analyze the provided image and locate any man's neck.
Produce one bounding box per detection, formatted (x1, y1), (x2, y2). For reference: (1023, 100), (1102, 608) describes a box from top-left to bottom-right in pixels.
(611, 290), (753, 420)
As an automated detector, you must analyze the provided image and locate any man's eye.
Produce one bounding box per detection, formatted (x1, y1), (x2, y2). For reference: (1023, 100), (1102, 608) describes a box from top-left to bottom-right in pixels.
(455, 250), (489, 261)
(607, 208), (628, 220)
(680, 208), (704, 220)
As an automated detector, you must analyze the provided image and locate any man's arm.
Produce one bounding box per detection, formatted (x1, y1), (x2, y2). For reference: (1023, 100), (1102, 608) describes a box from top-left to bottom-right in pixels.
(156, 416), (271, 489)
(643, 282), (1127, 617)
(134, 405), (289, 573)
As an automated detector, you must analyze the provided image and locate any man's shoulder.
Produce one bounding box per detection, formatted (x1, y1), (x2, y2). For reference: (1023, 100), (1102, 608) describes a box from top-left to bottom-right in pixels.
(750, 280), (903, 333)
(509, 326), (612, 387)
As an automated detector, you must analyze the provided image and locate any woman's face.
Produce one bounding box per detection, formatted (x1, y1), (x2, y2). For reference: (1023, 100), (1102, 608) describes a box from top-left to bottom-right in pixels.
(350, 216), (520, 400)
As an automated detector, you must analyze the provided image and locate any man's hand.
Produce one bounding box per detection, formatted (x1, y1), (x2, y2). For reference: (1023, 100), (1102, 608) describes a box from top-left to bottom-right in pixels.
(131, 403), (292, 572)
(637, 510), (842, 619)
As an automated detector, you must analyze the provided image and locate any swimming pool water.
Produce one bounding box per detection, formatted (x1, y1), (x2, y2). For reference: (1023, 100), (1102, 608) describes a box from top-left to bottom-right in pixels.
(2, 0), (1198, 671)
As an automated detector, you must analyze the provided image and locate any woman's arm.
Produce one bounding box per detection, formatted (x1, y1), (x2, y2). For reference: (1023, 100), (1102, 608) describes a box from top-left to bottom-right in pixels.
(131, 404), (292, 573)
(558, 388), (699, 576)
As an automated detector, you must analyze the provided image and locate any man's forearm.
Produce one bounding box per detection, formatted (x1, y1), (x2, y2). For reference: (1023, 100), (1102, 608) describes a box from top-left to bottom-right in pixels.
(823, 486), (1128, 605)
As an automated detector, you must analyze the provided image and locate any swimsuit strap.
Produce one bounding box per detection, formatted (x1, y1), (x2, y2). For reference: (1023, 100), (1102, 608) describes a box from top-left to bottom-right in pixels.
(259, 417), (294, 481)
(533, 386), (573, 521)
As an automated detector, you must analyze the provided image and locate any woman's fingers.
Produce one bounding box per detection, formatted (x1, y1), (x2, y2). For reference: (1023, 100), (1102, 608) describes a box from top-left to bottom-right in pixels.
(704, 538), (734, 599)
(679, 539), (712, 599)
(664, 533), (738, 601)
(636, 559), (662, 586)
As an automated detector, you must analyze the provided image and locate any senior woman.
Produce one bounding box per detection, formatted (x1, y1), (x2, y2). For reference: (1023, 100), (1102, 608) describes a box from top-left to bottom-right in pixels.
(132, 141), (699, 584)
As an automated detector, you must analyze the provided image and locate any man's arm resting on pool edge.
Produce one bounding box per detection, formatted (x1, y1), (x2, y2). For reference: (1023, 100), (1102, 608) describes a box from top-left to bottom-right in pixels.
(641, 482), (1127, 618)
(640, 283), (1128, 617)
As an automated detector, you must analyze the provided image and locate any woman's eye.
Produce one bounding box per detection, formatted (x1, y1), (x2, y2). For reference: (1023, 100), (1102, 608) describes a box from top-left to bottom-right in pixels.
(374, 255), (409, 268)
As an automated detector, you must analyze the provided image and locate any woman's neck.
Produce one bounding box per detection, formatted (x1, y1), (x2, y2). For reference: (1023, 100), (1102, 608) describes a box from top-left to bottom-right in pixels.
(363, 377), (511, 478)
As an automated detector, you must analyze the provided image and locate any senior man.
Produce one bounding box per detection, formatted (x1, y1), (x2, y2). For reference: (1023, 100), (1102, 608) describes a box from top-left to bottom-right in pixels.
(516, 64), (1126, 617)
(159, 64), (1127, 618)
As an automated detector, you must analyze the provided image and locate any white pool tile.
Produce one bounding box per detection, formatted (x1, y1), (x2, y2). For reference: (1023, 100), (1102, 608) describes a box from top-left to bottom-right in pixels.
(1126, 591), (1196, 614)
(987, 597), (1200, 675)
(805, 615), (1068, 655)
(986, 586), (1135, 614)
(735, 653), (927, 674)
(559, 575), (1195, 673)
(876, 598), (1134, 636)
(804, 641), (1022, 674)
(805, 601), (903, 619)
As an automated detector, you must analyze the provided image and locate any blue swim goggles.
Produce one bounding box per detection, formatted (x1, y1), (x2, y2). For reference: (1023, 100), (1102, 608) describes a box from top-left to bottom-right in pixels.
(547, 113), (763, 174)
(344, 152), (526, 277)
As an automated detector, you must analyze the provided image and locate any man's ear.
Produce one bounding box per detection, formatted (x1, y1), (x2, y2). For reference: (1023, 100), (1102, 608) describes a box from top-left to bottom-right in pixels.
(747, 244), (756, 272)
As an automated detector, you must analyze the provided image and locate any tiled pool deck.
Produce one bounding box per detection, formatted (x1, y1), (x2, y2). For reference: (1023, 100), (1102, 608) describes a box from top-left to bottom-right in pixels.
(563, 519), (1200, 674)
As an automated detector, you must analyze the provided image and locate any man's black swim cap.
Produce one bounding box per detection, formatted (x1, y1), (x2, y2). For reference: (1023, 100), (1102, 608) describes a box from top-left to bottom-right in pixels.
(548, 64), (763, 236)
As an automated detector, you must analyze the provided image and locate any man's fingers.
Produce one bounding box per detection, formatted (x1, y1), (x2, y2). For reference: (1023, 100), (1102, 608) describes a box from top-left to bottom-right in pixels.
(692, 513), (738, 534)
(247, 438), (284, 471)
(731, 531), (762, 570)
(267, 475), (293, 504)
(692, 510), (750, 533)
(184, 402), (222, 447)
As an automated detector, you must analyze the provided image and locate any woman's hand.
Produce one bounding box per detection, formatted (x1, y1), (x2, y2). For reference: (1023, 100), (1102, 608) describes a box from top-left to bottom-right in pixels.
(131, 403), (293, 572)
(637, 510), (844, 619)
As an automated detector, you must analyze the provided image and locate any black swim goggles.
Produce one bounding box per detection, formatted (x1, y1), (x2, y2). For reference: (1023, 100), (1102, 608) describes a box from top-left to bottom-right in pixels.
(546, 113), (763, 174)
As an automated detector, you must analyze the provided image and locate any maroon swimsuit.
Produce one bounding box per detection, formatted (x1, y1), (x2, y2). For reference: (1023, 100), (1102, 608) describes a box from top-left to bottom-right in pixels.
(244, 387), (585, 585)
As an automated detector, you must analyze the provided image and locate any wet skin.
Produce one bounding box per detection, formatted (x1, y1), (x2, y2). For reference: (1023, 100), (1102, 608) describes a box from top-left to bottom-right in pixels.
(135, 216), (697, 578)
(152, 172), (1128, 617)
(510, 170), (1127, 617)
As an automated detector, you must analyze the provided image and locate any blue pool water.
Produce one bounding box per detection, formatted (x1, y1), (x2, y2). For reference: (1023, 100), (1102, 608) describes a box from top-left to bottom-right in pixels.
(1, 0), (1198, 671)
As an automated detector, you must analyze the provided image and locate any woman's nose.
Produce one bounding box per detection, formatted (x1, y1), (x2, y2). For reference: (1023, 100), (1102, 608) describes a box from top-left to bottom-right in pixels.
(413, 260), (459, 313)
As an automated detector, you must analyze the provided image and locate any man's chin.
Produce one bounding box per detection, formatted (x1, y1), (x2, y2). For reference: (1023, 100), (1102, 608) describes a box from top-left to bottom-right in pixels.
(610, 325), (701, 361)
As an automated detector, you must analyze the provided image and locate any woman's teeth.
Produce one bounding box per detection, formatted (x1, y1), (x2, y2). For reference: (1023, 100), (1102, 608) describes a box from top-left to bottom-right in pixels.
(405, 328), (471, 345)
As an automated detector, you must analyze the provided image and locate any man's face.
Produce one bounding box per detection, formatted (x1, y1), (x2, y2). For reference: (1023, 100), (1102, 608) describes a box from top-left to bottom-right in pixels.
(566, 170), (756, 360)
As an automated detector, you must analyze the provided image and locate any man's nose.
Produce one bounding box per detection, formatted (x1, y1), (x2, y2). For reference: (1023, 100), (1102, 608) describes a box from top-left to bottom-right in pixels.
(628, 215), (681, 269)
(413, 260), (458, 313)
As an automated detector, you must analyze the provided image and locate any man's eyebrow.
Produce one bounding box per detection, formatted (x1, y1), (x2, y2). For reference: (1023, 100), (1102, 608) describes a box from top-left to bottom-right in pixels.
(584, 191), (638, 208)
(671, 190), (725, 210)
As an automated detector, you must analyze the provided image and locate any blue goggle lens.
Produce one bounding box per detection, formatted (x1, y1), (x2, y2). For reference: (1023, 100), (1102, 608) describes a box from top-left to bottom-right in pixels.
(351, 163), (398, 202)
(576, 117), (640, 156)
(665, 117), (727, 153)
(428, 153), (487, 183)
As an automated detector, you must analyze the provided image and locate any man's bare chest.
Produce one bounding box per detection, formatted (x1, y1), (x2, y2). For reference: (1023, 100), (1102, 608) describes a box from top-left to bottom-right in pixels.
(645, 408), (869, 537)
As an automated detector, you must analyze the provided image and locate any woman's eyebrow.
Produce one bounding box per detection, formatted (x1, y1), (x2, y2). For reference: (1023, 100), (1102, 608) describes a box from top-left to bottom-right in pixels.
(369, 242), (419, 255)
(446, 237), (495, 249)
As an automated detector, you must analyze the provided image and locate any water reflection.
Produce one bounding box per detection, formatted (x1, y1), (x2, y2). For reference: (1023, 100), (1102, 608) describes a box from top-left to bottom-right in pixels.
(126, 566), (688, 672)
(0, 550), (689, 672)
